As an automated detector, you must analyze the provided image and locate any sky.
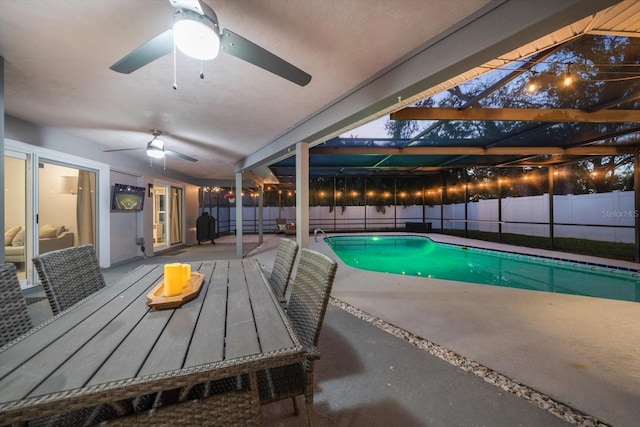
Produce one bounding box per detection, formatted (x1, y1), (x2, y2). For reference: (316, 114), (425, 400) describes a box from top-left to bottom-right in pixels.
(339, 116), (389, 138)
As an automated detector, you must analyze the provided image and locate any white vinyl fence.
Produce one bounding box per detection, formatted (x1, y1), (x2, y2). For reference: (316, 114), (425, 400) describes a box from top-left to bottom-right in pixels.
(207, 190), (635, 243)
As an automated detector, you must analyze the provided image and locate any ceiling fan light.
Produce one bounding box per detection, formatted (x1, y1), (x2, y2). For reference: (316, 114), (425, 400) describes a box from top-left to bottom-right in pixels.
(147, 137), (165, 158)
(147, 147), (165, 159)
(173, 10), (220, 60)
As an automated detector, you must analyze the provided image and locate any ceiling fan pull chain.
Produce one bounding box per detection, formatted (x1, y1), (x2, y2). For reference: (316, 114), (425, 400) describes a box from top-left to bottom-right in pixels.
(172, 39), (178, 90)
(163, 155), (166, 171)
(200, 60), (204, 79)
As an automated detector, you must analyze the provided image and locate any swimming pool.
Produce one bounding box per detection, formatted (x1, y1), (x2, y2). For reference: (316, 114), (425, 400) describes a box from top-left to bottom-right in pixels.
(327, 235), (640, 303)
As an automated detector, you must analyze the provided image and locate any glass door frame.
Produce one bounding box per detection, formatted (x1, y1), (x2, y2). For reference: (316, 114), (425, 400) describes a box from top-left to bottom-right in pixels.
(152, 181), (186, 251)
(5, 139), (111, 276)
(4, 149), (32, 287)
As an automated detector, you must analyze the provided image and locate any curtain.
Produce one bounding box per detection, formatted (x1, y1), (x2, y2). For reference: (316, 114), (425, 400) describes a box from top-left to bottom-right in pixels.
(170, 187), (182, 244)
(76, 170), (96, 245)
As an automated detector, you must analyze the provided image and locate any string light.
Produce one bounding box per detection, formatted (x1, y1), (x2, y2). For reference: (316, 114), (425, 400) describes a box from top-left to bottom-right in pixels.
(526, 71), (539, 93)
(562, 63), (573, 87)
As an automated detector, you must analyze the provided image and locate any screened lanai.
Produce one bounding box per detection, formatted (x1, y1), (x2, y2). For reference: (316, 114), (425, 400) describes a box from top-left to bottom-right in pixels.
(257, 31), (640, 262)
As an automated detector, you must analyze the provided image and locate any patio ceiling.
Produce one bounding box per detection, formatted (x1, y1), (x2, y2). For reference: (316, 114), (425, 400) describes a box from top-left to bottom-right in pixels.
(268, 4), (640, 187)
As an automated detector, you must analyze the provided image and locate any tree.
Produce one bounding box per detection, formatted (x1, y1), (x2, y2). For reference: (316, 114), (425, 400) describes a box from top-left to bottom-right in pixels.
(382, 34), (637, 194)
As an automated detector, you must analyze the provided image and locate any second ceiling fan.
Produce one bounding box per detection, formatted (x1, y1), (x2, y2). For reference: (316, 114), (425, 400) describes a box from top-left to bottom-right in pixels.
(110, 0), (311, 86)
(104, 130), (197, 164)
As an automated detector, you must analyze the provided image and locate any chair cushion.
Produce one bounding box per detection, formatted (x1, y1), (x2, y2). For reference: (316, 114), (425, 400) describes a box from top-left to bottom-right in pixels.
(5, 225), (22, 246)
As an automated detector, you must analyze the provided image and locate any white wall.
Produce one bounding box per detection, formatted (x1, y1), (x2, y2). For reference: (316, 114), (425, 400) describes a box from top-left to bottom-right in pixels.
(109, 170), (143, 264)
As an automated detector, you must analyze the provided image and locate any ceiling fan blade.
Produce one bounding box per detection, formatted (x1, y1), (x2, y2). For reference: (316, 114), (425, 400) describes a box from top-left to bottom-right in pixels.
(165, 149), (198, 162)
(103, 147), (146, 152)
(110, 30), (174, 74)
(220, 29), (311, 87)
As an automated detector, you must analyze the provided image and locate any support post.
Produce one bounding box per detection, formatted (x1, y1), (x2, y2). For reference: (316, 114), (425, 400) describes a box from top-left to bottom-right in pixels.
(0, 57), (5, 262)
(440, 172), (444, 232)
(464, 168), (468, 238)
(235, 172), (243, 259)
(548, 166), (555, 250)
(295, 142), (309, 249)
(498, 168), (503, 242)
(635, 150), (640, 262)
(258, 185), (264, 245)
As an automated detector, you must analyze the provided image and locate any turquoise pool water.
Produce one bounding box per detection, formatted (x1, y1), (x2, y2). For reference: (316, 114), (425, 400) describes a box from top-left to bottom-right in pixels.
(327, 235), (640, 303)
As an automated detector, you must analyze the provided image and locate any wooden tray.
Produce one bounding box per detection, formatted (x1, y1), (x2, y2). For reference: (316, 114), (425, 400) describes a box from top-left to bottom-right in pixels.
(147, 272), (205, 310)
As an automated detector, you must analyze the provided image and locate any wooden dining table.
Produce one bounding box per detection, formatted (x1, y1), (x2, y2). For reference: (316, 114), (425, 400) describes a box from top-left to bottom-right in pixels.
(0, 258), (305, 426)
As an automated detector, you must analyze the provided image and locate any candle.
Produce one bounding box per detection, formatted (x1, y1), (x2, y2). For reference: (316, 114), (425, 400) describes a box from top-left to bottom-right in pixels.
(164, 263), (184, 296)
(182, 263), (192, 285)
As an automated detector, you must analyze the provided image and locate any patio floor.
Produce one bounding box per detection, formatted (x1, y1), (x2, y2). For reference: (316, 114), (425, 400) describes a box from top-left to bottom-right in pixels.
(24, 233), (640, 426)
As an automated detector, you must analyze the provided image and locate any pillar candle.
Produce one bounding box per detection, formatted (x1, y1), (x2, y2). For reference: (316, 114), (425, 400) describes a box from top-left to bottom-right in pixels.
(164, 263), (184, 296)
(182, 263), (192, 285)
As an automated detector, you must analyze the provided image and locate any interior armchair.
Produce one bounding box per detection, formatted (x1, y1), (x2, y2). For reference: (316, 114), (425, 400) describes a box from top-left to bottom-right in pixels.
(275, 218), (287, 234)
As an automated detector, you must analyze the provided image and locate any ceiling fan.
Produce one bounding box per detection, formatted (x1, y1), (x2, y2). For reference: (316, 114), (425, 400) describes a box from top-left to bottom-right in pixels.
(103, 130), (198, 164)
(110, 0), (311, 86)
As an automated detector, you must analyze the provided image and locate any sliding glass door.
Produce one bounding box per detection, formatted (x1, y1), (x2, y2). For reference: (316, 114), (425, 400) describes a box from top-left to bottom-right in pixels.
(4, 153), (98, 288)
(4, 152), (30, 286)
(38, 161), (97, 254)
(152, 182), (184, 251)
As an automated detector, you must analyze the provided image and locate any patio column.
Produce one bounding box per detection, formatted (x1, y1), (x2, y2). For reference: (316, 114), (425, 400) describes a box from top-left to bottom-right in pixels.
(421, 177), (425, 223)
(439, 171), (444, 232)
(364, 179), (368, 231)
(498, 168), (503, 242)
(394, 177), (397, 231)
(258, 185), (264, 245)
(0, 56), (5, 262)
(548, 166), (555, 250)
(464, 168), (468, 238)
(635, 150), (640, 262)
(235, 171), (243, 259)
(295, 141), (309, 249)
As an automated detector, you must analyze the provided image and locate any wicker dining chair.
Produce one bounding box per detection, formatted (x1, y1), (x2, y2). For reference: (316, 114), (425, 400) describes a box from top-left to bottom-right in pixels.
(257, 248), (338, 426)
(0, 263), (33, 347)
(267, 238), (299, 304)
(33, 244), (106, 315)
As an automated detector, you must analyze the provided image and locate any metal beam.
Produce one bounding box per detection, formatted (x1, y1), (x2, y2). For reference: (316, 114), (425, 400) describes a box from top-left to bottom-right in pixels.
(312, 146), (638, 156)
(391, 107), (640, 122)
(236, 0), (619, 172)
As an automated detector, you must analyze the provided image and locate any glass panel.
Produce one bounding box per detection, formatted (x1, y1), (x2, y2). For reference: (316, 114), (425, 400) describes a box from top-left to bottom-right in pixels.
(37, 162), (96, 255)
(153, 185), (166, 248)
(4, 154), (28, 286)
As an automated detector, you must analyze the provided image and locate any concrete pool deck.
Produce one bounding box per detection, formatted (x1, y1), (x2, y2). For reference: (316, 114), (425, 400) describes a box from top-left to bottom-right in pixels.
(282, 232), (640, 427)
(24, 233), (639, 426)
